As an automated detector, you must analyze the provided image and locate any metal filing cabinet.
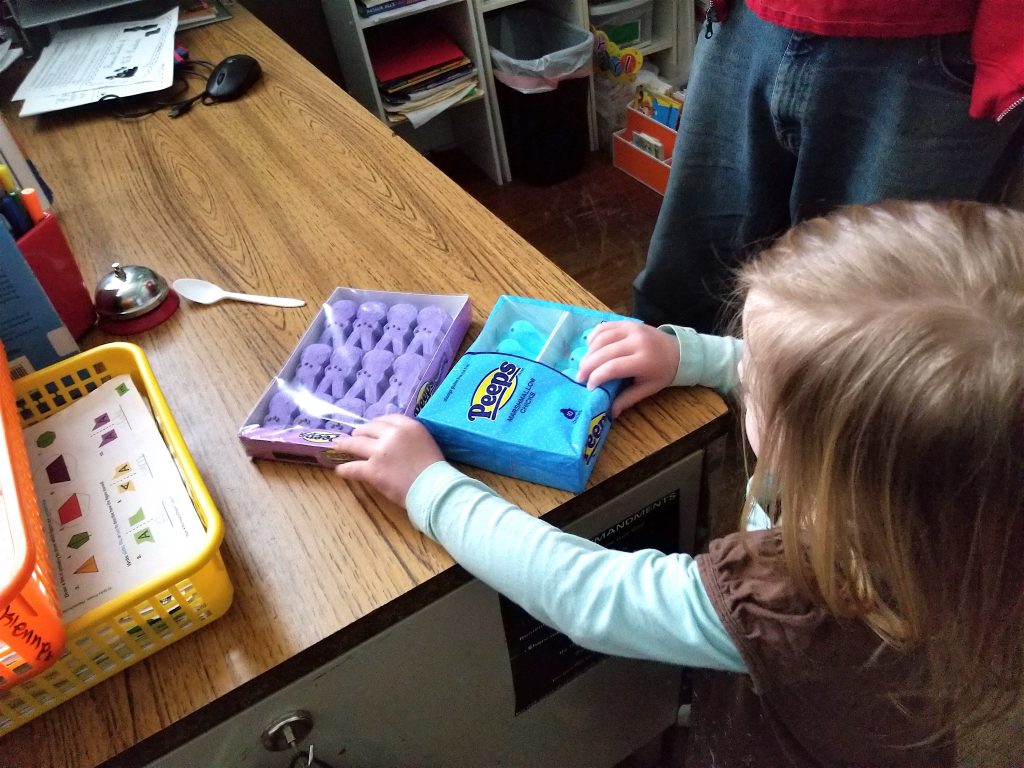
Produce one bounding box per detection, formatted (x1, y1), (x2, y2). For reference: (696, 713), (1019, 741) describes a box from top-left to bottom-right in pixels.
(146, 450), (704, 767)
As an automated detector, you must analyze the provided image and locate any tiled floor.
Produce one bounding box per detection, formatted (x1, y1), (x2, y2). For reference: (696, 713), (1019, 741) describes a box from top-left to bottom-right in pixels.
(431, 148), (663, 316)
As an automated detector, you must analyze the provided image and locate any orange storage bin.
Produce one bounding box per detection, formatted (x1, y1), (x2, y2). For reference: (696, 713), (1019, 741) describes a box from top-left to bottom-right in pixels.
(612, 106), (678, 195)
(0, 343), (65, 691)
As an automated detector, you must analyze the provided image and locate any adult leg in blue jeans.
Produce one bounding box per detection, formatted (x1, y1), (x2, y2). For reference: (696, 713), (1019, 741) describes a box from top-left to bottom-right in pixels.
(633, 0), (1024, 333)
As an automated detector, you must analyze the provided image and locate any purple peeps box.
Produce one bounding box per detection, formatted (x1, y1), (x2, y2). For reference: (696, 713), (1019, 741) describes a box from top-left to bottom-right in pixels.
(239, 287), (471, 467)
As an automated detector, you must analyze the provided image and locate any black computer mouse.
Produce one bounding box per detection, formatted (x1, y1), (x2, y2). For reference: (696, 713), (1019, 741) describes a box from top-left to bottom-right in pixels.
(206, 54), (262, 102)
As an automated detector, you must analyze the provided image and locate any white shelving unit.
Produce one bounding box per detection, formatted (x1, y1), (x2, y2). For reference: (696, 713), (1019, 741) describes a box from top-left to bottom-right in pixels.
(322, 0), (695, 184)
(322, 0), (504, 183)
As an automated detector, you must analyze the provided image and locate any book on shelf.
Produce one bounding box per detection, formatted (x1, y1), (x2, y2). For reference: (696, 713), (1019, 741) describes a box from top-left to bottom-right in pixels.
(381, 67), (476, 104)
(380, 58), (473, 96)
(383, 74), (478, 110)
(177, 0), (233, 31)
(631, 130), (664, 160)
(383, 80), (479, 124)
(357, 0), (428, 18)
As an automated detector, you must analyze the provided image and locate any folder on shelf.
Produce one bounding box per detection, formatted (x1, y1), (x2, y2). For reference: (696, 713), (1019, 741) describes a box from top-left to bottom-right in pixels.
(367, 22), (467, 87)
(382, 69), (476, 105)
(380, 57), (473, 95)
(367, 20), (478, 126)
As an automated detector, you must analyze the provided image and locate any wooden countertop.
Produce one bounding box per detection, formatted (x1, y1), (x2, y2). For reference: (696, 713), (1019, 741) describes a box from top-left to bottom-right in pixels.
(0, 6), (728, 766)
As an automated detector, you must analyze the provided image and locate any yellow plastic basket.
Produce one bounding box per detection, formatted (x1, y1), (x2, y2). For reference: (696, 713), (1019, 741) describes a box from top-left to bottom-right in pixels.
(0, 343), (233, 736)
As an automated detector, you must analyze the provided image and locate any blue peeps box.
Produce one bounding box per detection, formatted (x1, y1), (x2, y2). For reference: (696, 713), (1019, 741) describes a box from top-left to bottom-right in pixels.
(417, 295), (635, 492)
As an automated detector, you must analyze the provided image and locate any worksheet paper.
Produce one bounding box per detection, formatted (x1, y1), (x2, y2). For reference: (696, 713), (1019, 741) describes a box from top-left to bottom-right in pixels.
(21, 374), (206, 623)
(13, 7), (177, 117)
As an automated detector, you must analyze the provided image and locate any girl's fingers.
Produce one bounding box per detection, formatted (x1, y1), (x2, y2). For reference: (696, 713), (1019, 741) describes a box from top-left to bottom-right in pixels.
(611, 382), (655, 418)
(586, 321), (631, 350)
(333, 433), (376, 459)
(334, 458), (369, 483)
(585, 356), (636, 391)
(349, 421), (384, 439)
(374, 413), (414, 428)
(350, 413), (410, 439)
(578, 339), (634, 382)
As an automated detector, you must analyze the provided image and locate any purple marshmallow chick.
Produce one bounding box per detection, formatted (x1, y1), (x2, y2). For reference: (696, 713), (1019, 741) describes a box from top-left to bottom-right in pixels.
(330, 396), (367, 435)
(292, 343), (332, 390)
(318, 299), (359, 347)
(344, 301), (388, 351)
(374, 303), (418, 354)
(364, 400), (401, 419)
(316, 346), (364, 399)
(292, 411), (324, 429)
(374, 352), (426, 409)
(262, 391), (298, 427)
(407, 305), (451, 357)
(345, 348), (394, 403)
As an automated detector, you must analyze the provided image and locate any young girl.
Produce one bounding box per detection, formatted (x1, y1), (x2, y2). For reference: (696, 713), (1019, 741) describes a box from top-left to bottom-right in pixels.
(334, 200), (1024, 766)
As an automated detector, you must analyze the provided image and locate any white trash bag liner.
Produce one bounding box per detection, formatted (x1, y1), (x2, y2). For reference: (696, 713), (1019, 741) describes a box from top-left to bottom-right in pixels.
(486, 7), (594, 94)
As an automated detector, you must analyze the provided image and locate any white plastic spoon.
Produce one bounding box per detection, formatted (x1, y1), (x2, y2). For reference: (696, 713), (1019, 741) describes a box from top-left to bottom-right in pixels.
(172, 278), (305, 308)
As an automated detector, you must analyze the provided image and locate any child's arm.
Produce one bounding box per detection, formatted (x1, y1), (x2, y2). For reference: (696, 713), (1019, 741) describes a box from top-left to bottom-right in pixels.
(660, 325), (743, 396)
(334, 415), (747, 672)
(578, 322), (742, 417)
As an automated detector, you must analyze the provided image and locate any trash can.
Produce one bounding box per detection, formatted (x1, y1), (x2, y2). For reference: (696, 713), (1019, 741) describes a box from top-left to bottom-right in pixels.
(486, 8), (594, 185)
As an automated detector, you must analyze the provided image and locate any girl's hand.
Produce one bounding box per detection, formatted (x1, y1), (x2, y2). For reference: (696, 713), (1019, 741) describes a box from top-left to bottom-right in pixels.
(333, 414), (444, 506)
(577, 321), (679, 418)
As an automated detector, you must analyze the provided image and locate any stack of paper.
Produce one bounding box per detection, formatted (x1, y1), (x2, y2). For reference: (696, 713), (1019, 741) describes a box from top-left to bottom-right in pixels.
(367, 22), (479, 127)
(12, 7), (178, 117)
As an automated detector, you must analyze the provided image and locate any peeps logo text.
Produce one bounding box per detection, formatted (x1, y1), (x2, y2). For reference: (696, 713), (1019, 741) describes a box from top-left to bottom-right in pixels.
(300, 431), (341, 444)
(415, 380), (436, 415)
(582, 412), (608, 464)
(467, 362), (521, 421)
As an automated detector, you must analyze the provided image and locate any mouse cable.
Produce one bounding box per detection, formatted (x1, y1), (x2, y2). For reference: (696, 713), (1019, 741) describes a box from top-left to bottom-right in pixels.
(167, 91), (204, 118)
(100, 77), (193, 119)
(103, 59), (215, 120)
(168, 90), (227, 118)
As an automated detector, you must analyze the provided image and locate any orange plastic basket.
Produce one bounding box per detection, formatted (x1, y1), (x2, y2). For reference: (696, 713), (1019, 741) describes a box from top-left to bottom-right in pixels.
(0, 343), (65, 691)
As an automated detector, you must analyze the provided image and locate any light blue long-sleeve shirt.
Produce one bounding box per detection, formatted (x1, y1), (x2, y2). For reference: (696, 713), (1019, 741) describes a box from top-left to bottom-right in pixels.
(406, 327), (760, 672)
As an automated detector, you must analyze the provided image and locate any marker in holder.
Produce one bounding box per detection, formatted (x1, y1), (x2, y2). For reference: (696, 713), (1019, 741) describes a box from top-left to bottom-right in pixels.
(15, 213), (96, 339)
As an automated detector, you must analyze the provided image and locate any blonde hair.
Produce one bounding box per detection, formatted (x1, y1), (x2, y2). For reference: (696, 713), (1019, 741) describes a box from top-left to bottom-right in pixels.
(735, 200), (1024, 736)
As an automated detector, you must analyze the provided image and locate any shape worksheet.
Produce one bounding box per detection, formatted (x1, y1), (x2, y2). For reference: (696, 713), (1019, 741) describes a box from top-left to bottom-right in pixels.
(22, 374), (205, 623)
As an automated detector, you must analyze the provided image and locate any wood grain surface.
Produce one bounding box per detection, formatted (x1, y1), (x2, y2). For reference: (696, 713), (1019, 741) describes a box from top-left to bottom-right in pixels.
(0, 6), (728, 766)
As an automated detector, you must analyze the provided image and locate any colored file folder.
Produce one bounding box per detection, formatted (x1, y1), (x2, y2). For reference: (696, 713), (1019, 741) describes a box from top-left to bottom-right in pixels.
(367, 22), (467, 86)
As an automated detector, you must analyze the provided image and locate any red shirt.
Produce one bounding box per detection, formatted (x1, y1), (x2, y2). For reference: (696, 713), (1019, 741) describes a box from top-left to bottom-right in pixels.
(710, 0), (1024, 121)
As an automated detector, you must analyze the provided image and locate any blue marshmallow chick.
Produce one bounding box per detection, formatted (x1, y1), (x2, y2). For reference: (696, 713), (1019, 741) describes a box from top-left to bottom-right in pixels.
(499, 320), (548, 359)
(560, 343), (590, 381)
